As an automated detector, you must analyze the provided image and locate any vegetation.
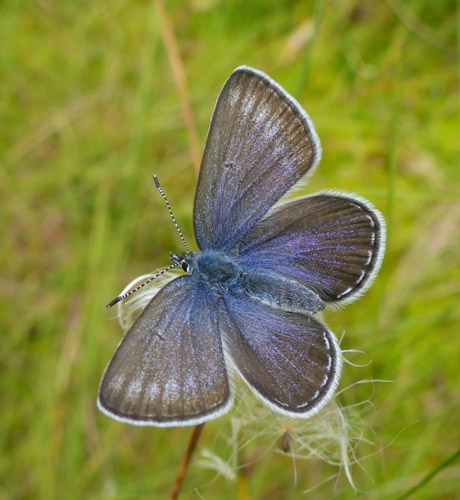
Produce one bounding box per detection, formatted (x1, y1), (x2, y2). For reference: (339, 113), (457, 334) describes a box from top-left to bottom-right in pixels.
(2, 0), (459, 498)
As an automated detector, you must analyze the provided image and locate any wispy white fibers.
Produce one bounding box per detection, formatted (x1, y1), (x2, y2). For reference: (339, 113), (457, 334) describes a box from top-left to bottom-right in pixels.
(197, 350), (389, 491)
(114, 269), (181, 331)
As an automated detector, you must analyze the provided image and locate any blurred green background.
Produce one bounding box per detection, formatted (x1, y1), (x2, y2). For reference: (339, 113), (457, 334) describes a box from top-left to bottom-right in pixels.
(2, 0), (459, 498)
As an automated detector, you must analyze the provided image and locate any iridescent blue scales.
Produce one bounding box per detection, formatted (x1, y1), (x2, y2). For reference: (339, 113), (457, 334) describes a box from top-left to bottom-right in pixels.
(98, 66), (386, 426)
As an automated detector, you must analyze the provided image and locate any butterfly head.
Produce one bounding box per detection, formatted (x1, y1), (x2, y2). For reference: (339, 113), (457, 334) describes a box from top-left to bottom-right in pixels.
(169, 252), (197, 274)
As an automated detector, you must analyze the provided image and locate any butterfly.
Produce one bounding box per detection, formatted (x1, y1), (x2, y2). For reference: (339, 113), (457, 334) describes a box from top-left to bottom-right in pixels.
(98, 66), (385, 426)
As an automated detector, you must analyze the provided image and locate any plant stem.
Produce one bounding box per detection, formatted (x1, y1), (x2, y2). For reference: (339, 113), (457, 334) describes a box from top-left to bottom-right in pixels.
(169, 424), (205, 500)
(296, 0), (324, 100)
(154, 0), (201, 173)
(395, 448), (460, 500)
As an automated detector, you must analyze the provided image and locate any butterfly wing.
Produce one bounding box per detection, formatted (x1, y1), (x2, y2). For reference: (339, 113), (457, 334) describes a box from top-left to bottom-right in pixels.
(238, 192), (386, 305)
(221, 291), (341, 417)
(194, 66), (321, 251)
(98, 277), (231, 426)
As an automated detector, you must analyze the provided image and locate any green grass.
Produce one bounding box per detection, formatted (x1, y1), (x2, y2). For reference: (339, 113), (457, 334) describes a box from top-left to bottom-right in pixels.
(2, 0), (459, 499)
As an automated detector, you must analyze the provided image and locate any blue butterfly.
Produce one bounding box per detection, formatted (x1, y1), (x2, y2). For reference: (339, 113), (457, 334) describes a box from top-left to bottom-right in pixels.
(98, 67), (385, 426)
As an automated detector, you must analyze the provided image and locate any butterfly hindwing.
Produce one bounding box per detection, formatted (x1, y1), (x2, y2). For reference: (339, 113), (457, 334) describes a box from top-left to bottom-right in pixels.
(239, 192), (385, 305)
(220, 291), (342, 418)
(193, 66), (321, 252)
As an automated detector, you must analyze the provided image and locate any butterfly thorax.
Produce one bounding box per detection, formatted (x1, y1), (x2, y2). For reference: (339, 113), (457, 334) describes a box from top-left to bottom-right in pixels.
(185, 250), (242, 292)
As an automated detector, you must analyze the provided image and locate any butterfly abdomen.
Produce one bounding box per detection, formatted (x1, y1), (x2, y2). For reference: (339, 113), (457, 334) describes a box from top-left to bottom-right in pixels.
(242, 271), (325, 315)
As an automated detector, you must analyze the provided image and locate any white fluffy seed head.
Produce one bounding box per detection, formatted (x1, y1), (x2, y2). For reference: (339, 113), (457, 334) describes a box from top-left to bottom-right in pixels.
(114, 269), (181, 331)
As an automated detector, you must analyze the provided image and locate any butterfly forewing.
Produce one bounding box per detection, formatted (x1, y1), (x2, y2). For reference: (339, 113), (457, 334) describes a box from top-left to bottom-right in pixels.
(194, 66), (321, 252)
(220, 292), (341, 417)
(99, 277), (231, 426)
(239, 192), (385, 305)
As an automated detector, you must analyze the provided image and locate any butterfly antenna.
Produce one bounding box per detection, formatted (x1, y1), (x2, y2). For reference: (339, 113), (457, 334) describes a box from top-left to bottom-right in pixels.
(106, 264), (178, 308)
(153, 175), (189, 253)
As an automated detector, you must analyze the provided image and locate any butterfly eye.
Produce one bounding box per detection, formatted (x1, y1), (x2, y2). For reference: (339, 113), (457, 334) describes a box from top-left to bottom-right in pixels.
(181, 261), (189, 273)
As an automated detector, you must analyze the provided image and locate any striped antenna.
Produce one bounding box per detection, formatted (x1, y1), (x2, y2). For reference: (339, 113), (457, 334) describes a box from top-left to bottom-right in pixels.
(106, 264), (178, 308)
(153, 175), (189, 252)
